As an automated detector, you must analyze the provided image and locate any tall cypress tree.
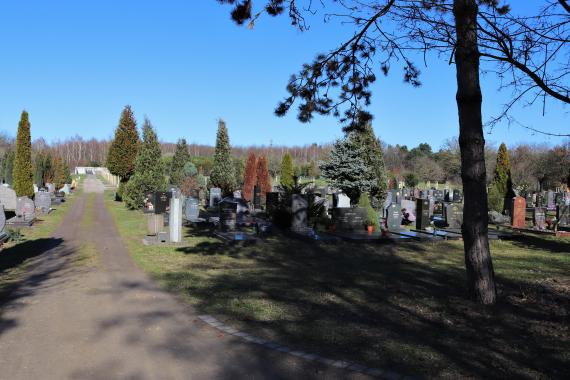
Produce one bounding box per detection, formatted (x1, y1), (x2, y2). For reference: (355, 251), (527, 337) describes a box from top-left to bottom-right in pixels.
(353, 123), (388, 209)
(488, 143), (515, 212)
(169, 138), (191, 186)
(242, 151), (257, 201)
(106, 105), (139, 182)
(123, 118), (166, 209)
(209, 120), (235, 194)
(13, 111), (34, 197)
(280, 153), (294, 188)
(256, 155), (272, 198)
(52, 156), (66, 189)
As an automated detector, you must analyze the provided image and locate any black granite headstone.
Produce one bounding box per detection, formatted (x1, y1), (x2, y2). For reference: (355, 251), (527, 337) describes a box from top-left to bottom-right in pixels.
(416, 198), (430, 230)
(332, 207), (367, 231)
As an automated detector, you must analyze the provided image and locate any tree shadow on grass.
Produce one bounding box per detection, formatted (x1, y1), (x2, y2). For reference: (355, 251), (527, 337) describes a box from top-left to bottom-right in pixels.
(168, 232), (569, 379)
(0, 238), (70, 336)
(508, 234), (570, 254)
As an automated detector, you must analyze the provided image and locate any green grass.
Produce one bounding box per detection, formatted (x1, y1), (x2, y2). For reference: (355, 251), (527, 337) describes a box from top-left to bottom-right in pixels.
(0, 186), (81, 294)
(105, 189), (570, 379)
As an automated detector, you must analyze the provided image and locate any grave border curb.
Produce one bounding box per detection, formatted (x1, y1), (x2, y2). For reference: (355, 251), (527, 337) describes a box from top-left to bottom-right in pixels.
(197, 314), (417, 380)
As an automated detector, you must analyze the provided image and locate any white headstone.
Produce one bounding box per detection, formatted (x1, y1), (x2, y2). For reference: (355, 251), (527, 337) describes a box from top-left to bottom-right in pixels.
(169, 194), (183, 243)
(0, 186), (17, 211)
(336, 193), (351, 208)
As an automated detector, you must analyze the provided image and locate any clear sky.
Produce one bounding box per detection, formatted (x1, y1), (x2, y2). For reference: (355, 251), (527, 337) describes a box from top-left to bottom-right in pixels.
(0, 1), (567, 149)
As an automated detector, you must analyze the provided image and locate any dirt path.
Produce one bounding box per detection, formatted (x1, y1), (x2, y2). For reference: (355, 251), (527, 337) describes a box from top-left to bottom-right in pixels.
(0, 177), (369, 380)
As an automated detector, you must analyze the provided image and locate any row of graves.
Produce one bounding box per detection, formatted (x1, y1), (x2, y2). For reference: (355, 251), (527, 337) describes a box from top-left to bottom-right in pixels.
(500, 191), (570, 238)
(142, 185), (265, 245)
(258, 186), (517, 242)
(0, 180), (77, 245)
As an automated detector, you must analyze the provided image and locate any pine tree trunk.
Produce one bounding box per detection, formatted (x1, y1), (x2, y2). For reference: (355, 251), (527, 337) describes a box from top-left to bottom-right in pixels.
(453, 0), (497, 305)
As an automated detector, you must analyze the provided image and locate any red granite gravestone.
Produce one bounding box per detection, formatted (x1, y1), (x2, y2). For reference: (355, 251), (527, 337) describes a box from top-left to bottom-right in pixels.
(511, 196), (526, 228)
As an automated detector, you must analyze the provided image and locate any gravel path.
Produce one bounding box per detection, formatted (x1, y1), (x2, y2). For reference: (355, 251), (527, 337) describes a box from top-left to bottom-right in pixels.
(0, 177), (371, 380)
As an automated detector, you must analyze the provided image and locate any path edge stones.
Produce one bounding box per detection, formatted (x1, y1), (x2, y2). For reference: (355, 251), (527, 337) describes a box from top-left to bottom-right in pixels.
(197, 314), (418, 380)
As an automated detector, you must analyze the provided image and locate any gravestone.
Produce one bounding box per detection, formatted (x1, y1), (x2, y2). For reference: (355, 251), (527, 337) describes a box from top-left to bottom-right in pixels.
(291, 194), (308, 232)
(184, 197), (200, 222)
(336, 193), (351, 208)
(46, 183), (56, 194)
(386, 203), (402, 231)
(389, 189), (401, 205)
(444, 189), (451, 202)
(266, 192), (279, 216)
(452, 189), (463, 203)
(557, 205), (569, 226)
(147, 214), (164, 236)
(219, 202), (237, 232)
(332, 207), (367, 231)
(209, 188), (222, 208)
(16, 197), (36, 221)
(59, 184), (71, 194)
(0, 186), (17, 211)
(233, 190), (242, 199)
(533, 208), (546, 229)
(34, 191), (52, 213)
(0, 205), (5, 232)
(253, 185), (261, 209)
(536, 192), (544, 208)
(525, 194), (534, 208)
(547, 191), (555, 209)
(433, 190), (444, 201)
(415, 198), (430, 230)
(149, 191), (171, 214)
(169, 191), (183, 243)
(510, 196), (526, 228)
(401, 199), (416, 219)
(413, 188), (420, 199)
(445, 203), (464, 229)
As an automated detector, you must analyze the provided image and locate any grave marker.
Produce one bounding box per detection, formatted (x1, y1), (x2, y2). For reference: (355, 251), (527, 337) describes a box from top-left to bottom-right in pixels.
(34, 191), (52, 213)
(386, 203), (402, 231)
(533, 208), (546, 229)
(291, 194), (308, 231)
(415, 199), (430, 230)
(209, 188), (222, 208)
(511, 196), (526, 228)
(184, 197), (200, 222)
(445, 203), (464, 229)
(0, 187), (17, 211)
(332, 207), (367, 231)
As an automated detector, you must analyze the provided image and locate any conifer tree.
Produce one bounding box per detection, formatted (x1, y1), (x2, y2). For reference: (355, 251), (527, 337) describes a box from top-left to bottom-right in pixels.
(63, 162), (72, 184)
(13, 111), (34, 197)
(169, 138), (191, 186)
(256, 155), (272, 199)
(209, 120), (235, 194)
(52, 156), (66, 189)
(358, 192), (379, 230)
(2, 149), (15, 185)
(34, 151), (53, 187)
(488, 143), (515, 212)
(106, 105), (139, 182)
(353, 123), (388, 209)
(319, 133), (376, 204)
(280, 153), (294, 188)
(123, 119), (166, 209)
(242, 151), (257, 201)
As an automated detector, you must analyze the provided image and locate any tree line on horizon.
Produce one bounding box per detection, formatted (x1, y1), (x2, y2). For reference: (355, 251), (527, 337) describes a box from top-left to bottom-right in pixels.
(1, 121), (568, 194)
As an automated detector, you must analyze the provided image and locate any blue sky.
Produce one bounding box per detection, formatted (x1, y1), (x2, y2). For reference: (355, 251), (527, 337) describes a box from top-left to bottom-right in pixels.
(0, 1), (567, 149)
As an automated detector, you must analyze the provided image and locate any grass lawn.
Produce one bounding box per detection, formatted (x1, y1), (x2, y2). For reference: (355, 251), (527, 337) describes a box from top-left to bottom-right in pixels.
(106, 190), (570, 379)
(0, 187), (81, 295)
